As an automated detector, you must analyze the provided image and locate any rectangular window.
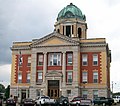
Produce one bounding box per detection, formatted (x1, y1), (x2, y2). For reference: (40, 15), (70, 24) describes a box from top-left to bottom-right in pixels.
(67, 53), (73, 65)
(93, 54), (98, 66)
(37, 72), (43, 83)
(48, 53), (61, 66)
(18, 73), (22, 83)
(93, 90), (98, 99)
(28, 56), (31, 66)
(67, 90), (71, 97)
(93, 72), (98, 83)
(82, 72), (88, 83)
(82, 90), (88, 98)
(67, 72), (73, 83)
(18, 55), (23, 66)
(27, 73), (30, 83)
(38, 54), (43, 66)
(82, 54), (88, 66)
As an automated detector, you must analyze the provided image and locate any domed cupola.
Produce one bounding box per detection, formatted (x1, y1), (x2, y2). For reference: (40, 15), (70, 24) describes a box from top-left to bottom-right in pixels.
(55, 3), (87, 39)
(57, 3), (86, 21)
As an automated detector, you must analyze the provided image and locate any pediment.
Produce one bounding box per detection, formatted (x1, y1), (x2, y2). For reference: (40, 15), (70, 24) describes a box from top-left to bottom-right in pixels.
(45, 71), (63, 77)
(31, 32), (79, 47)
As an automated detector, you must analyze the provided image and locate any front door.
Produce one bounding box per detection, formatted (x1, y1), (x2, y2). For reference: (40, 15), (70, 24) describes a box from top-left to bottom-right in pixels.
(48, 80), (59, 99)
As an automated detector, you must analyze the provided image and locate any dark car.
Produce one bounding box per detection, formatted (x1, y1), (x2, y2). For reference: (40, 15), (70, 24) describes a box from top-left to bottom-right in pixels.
(93, 97), (113, 106)
(22, 98), (35, 106)
(0, 99), (2, 106)
(56, 96), (69, 106)
(6, 98), (16, 106)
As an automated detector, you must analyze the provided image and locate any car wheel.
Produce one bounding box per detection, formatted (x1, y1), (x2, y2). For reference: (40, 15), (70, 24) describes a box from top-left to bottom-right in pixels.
(102, 103), (106, 106)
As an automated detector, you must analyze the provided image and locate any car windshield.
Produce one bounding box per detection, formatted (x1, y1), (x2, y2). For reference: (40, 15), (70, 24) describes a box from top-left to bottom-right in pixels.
(41, 96), (49, 99)
(73, 97), (82, 100)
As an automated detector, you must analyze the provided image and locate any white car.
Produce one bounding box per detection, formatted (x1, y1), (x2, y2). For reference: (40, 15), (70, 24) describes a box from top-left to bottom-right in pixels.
(35, 95), (56, 105)
(113, 96), (120, 103)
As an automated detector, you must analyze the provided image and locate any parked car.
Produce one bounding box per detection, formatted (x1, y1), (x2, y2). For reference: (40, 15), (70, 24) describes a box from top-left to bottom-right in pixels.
(35, 95), (56, 106)
(113, 96), (120, 103)
(0, 99), (2, 106)
(56, 96), (69, 106)
(6, 98), (16, 106)
(70, 96), (92, 106)
(22, 98), (35, 106)
(93, 97), (113, 106)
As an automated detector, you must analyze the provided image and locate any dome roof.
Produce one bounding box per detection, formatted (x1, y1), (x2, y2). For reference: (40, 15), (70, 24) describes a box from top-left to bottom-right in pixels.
(57, 3), (86, 21)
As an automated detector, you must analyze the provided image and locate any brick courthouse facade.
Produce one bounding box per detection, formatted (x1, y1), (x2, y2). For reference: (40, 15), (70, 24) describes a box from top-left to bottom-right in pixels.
(10, 3), (111, 101)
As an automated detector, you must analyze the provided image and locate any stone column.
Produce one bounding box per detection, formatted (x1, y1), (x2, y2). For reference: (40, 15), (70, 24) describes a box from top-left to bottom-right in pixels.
(26, 89), (28, 98)
(43, 52), (47, 82)
(62, 52), (66, 85)
(30, 52), (37, 99)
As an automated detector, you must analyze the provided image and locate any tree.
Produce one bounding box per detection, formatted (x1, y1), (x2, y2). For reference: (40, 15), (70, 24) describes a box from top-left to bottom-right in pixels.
(0, 84), (5, 93)
(4, 85), (10, 99)
(0, 84), (5, 99)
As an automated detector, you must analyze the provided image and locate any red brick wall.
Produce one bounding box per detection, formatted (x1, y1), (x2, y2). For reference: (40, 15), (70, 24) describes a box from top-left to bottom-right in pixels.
(80, 52), (101, 83)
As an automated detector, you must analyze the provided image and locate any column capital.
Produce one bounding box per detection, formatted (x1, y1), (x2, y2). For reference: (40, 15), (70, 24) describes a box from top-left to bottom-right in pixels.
(62, 51), (66, 54)
(43, 52), (47, 54)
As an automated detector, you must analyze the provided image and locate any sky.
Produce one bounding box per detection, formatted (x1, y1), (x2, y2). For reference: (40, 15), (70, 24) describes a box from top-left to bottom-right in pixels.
(0, 0), (120, 92)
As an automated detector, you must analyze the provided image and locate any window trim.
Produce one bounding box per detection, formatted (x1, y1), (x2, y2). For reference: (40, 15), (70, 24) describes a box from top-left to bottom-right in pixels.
(27, 56), (31, 66)
(26, 73), (30, 83)
(67, 71), (73, 84)
(93, 54), (98, 66)
(67, 53), (73, 66)
(82, 71), (88, 83)
(37, 71), (43, 84)
(48, 53), (61, 66)
(37, 54), (43, 66)
(93, 71), (98, 83)
(82, 54), (88, 66)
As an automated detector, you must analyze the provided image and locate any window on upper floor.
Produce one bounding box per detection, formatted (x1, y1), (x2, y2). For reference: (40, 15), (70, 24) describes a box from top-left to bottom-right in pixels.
(26, 73), (30, 83)
(82, 71), (88, 83)
(67, 71), (73, 84)
(93, 54), (98, 66)
(18, 72), (22, 83)
(37, 54), (43, 66)
(78, 27), (82, 38)
(93, 72), (98, 83)
(18, 55), (23, 66)
(48, 53), (61, 66)
(37, 72), (43, 84)
(82, 54), (88, 66)
(27, 56), (31, 66)
(67, 53), (73, 65)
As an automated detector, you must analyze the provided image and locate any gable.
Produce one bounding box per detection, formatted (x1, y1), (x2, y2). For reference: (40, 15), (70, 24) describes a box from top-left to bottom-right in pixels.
(31, 32), (79, 47)
(41, 36), (72, 46)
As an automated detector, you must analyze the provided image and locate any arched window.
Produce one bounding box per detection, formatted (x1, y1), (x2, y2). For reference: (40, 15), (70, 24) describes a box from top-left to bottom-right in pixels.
(78, 28), (82, 38)
(57, 29), (60, 33)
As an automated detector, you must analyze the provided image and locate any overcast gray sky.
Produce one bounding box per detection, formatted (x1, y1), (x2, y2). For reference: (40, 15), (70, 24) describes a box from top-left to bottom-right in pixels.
(0, 0), (120, 92)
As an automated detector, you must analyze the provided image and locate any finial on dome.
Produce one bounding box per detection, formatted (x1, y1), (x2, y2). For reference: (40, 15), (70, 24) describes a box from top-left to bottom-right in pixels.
(70, 3), (73, 5)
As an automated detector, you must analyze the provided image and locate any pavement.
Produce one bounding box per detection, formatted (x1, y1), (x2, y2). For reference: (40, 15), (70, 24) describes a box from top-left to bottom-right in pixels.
(2, 103), (120, 106)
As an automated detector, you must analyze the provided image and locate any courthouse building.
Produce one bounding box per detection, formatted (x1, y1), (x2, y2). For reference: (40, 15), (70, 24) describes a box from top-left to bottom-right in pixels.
(10, 3), (111, 100)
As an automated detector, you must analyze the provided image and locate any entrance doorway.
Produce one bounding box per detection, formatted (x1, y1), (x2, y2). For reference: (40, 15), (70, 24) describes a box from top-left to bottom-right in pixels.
(48, 80), (59, 99)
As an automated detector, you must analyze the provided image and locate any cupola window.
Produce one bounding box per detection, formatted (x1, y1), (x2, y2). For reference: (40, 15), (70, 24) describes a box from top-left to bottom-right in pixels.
(78, 27), (82, 38)
(66, 25), (71, 37)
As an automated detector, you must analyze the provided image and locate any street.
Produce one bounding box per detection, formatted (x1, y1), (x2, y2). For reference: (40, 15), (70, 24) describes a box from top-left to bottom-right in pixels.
(2, 103), (120, 106)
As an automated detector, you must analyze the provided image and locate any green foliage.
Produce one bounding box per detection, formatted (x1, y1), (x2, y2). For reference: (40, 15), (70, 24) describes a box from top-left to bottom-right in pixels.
(0, 84), (5, 93)
(4, 85), (10, 99)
